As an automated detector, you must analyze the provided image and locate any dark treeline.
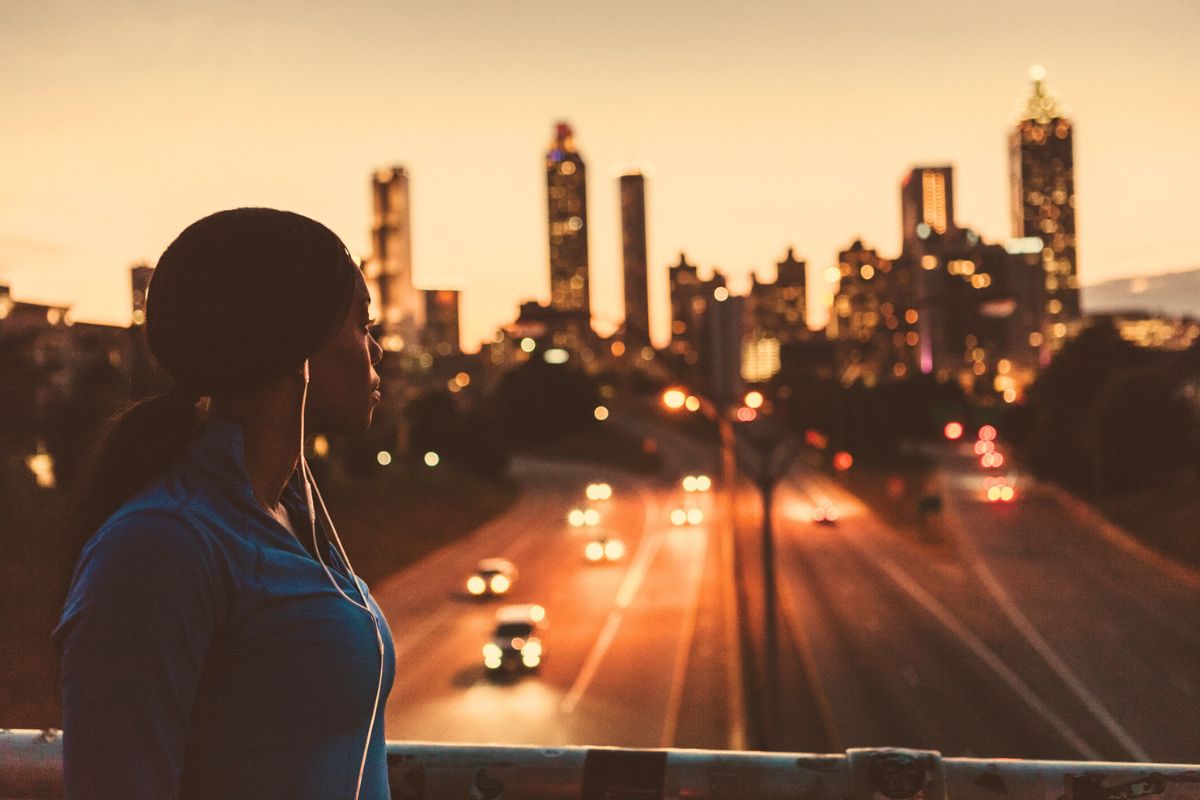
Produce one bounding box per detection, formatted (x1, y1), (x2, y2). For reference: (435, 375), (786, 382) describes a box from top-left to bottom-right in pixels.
(1014, 322), (1200, 499)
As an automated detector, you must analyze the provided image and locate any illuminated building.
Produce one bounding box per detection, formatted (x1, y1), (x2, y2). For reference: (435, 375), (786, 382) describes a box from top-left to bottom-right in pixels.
(741, 248), (808, 383)
(422, 289), (461, 357)
(830, 240), (919, 386)
(365, 166), (422, 352)
(1094, 313), (1200, 351)
(901, 166), (959, 252)
(668, 252), (726, 368)
(748, 247), (808, 344)
(546, 122), (591, 324)
(619, 171), (650, 345)
(1010, 67), (1079, 353)
(895, 165), (1043, 398)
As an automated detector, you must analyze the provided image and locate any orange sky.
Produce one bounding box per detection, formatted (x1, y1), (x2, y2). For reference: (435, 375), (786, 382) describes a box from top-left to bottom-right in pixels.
(2, 1), (1197, 350)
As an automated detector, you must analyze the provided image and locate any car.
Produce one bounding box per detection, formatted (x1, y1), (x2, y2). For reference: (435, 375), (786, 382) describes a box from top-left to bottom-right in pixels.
(681, 474), (713, 493)
(585, 482), (613, 501)
(670, 500), (705, 526)
(482, 604), (546, 675)
(811, 503), (839, 525)
(984, 477), (1016, 503)
(567, 507), (601, 528)
(465, 558), (518, 598)
(584, 534), (625, 563)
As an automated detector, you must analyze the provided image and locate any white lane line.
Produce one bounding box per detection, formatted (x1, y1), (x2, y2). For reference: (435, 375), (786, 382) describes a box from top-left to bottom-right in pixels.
(560, 520), (665, 714)
(659, 529), (709, 747)
(933, 470), (1154, 762)
(868, 553), (1103, 760)
(775, 575), (846, 751)
(966, 548), (1153, 761)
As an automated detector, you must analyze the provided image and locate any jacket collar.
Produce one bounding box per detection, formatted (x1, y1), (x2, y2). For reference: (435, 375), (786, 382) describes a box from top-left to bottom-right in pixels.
(179, 415), (306, 512)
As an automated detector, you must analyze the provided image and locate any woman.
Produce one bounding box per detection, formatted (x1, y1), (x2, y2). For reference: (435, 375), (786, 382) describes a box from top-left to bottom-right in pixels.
(54, 208), (394, 799)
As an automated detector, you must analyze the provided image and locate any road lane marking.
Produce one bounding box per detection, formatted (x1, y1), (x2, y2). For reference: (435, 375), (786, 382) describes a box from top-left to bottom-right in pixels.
(865, 552), (1103, 759)
(560, 528), (664, 714)
(964, 543), (1153, 761)
(934, 470), (1155, 762)
(785, 469), (1105, 759)
(775, 576), (846, 751)
(659, 530), (709, 747)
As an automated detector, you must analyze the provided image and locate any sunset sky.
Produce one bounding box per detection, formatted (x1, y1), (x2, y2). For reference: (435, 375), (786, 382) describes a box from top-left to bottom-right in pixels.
(2, 1), (1197, 350)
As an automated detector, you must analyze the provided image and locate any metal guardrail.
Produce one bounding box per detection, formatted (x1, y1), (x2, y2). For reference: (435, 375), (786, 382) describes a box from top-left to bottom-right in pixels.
(2, 729), (1198, 799)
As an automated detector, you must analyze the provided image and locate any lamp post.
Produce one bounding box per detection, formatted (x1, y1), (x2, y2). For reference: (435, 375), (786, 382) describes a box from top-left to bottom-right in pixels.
(663, 387), (799, 748)
(662, 387), (745, 749)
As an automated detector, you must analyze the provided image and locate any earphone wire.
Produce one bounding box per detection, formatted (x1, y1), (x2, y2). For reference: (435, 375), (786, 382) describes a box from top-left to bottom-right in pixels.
(299, 361), (384, 800)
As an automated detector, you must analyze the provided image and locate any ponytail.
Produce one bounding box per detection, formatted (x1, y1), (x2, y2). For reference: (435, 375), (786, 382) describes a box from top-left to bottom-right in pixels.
(62, 390), (206, 583)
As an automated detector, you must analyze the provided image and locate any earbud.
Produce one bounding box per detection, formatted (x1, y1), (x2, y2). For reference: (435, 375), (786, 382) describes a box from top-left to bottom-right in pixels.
(302, 359), (310, 384)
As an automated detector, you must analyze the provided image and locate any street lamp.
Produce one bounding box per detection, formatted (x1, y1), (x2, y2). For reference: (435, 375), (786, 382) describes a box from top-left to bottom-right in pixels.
(663, 388), (687, 411)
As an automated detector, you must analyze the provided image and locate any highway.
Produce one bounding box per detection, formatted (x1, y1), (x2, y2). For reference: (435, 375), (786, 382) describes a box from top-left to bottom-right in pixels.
(373, 455), (736, 749)
(372, 418), (1200, 762)
(770, 446), (1200, 762)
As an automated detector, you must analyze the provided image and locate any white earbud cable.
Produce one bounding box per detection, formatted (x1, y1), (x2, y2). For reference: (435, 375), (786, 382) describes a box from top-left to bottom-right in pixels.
(299, 360), (384, 800)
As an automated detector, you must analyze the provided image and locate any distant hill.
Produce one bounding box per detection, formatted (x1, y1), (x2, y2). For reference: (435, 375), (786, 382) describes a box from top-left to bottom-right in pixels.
(1082, 267), (1200, 319)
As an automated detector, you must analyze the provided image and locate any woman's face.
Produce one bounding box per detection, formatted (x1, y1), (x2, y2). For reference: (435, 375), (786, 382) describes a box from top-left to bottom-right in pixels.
(305, 270), (383, 433)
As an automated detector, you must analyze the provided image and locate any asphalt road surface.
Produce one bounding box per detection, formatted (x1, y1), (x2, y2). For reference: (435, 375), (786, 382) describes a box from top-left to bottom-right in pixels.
(768, 446), (1200, 762)
(374, 454), (737, 749)
(373, 420), (1199, 762)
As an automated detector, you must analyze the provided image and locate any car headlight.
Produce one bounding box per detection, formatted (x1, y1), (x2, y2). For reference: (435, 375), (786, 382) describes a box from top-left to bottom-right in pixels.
(482, 643), (502, 659)
(490, 574), (511, 594)
(585, 541), (604, 561)
(687, 508), (704, 525)
(604, 540), (625, 560)
(670, 509), (687, 526)
(467, 576), (486, 595)
(522, 639), (542, 657)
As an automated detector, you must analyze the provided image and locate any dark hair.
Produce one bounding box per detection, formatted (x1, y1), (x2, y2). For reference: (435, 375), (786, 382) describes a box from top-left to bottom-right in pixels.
(64, 208), (358, 576)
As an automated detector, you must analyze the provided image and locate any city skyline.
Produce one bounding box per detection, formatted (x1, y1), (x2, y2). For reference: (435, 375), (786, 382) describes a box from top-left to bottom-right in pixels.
(2, 1), (1197, 351)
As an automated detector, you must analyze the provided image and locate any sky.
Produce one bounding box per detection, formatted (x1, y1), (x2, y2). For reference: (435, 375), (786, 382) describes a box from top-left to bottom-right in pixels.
(2, 0), (1198, 350)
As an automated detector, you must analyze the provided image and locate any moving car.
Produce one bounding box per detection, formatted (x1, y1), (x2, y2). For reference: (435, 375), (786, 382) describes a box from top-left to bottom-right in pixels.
(584, 534), (625, 563)
(670, 500), (705, 526)
(466, 558), (518, 597)
(482, 604), (546, 675)
(811, 503), (840, 525)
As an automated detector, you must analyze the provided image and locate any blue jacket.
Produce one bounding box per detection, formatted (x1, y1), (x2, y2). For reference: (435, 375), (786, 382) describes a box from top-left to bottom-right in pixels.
(54, 417), (395, 799)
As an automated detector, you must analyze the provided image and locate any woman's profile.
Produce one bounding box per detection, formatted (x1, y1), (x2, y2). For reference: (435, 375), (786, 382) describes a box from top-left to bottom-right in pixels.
(53, 208), (394, 799)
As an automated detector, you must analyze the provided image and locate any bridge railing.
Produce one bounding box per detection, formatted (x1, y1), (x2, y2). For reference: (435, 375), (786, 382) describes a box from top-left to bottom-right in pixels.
(2, 729), (1198, 800)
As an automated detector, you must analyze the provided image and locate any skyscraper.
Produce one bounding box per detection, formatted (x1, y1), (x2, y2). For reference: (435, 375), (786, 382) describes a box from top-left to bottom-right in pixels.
(545, 122), (590, 324)
(1010, 67), (1079, 353)
(619, 171), (650, 345)
(901, 166), (958, 251)
(422, 289), (461, 357)
(748, 247), (808, 344)
(830, 240), (919, 386)
(365, 165), (421, 352)
(668, 252), (726, 367)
